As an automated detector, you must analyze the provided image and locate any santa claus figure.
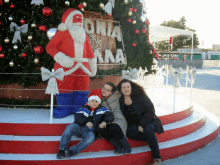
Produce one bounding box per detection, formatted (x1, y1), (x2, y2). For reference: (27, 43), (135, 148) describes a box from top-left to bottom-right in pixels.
(46, 8), (97, 118)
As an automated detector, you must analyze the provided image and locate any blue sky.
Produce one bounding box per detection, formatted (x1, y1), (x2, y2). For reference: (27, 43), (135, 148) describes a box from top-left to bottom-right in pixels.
(145, 0), (219, 49)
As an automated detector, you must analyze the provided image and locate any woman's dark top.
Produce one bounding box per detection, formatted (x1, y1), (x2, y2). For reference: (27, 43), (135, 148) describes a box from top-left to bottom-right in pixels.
(124, 103), (139, 125)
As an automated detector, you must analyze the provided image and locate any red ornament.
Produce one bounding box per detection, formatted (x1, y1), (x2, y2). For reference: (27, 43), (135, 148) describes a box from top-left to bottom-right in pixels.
(34, 46), (44, 54)
(39, 25), (47, 31)
(135, 29), (139, 34)
(169, 37), (172, 44)
(42, 7), (52, 16)
(107, 13), (111, 17)
(0, 53), (5, 58)
(142, 29), (146, 33)
(132, 43), (136, 47)
(78, 4), (83, 9)
(10, 4), (15, 8)
(129, 7), (133, 11)
(145, 20), (150, 25)
(20, 19), (25, 25)
(134, 8), (137, 12)
(127, 18), (132, 22)
(0, 21), (1, 25)
(21, 53), (27, 58)
(0, 46), (2, 51)
(152, 48), (156, 53)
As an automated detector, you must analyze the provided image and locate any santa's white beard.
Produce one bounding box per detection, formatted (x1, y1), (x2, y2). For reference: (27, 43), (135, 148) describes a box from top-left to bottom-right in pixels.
(68, 23), (86, 58)
(68, 23), (86, 45)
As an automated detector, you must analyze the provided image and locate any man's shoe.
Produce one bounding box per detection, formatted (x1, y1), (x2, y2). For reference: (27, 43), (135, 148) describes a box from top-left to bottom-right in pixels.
(56, 150), (66, 159)
(153, 158), (161, 165)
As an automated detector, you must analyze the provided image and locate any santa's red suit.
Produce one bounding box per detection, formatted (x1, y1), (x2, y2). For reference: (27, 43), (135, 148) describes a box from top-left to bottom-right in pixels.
(46, 8), (97, 93)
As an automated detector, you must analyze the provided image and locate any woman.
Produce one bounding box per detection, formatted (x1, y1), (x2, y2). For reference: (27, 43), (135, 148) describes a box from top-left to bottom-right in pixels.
(98, 82), (131, 155)
(117, 79), (164, 165)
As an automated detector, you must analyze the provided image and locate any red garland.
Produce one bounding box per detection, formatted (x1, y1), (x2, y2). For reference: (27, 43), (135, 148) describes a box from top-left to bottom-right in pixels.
(0, 0), (3, 5)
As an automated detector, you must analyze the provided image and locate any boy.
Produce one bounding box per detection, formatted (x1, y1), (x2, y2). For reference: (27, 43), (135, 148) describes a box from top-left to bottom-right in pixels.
(57, 89), (114, 159)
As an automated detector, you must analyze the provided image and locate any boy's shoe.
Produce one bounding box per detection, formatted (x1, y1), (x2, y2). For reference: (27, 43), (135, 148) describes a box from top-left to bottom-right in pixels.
(153, 159), (161, 165)
(66, 149), (74, 158)
(56, 150), (66, 159)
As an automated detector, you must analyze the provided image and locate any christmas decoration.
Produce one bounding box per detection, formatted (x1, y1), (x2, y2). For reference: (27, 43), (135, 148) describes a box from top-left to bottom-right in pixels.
(0, 53), (4, 58)
(142, 29), (146, 33)
(145, 19), (150, 25)
(31, 0), (44, 6)
(34, 45), (44, 54)
(122, 68), (138, 81)
(83, 2), (87, 7)
(81, 8), (84, 12)
(8, 16), (13, 21)
(99, 3), (104, 9)
(132, 43), (136, 47)
(20, 19), (25, 25)
(141, 14), (146, 22)
(65, 1), (70, 6)
(127, 18), (131, 22)
(128, 11), (132, 16)
(135, 29), (139, 33)
(10, 22), (28, 43)
(0, 46), (2, 51)
(28, 35), (33, 40)
(0, 0), (3, 5)
(46, 8), (97, 117)
(10, 4), (15, 8)
(129, 7), (133, 11)
(78, 4), (83, 9)
(31, 23), (36, 27)
(13, 45), (18, 50)
(39, 25), (47, 31)
(124, 0), (128, 4)
(21, 53), (27, 58)
(134, 8), (137, 12)
(34, 58), (39, 63)
(169, 37), (172, 44)
(132, 20), (136, 24)
(9, 61), (14, 67)
(4, 38), (10, 43)
(47, 28), (57, 40)
(4, 0), (9, 3)
(103, 1), (114, 15)
(42, 7), (52, 16)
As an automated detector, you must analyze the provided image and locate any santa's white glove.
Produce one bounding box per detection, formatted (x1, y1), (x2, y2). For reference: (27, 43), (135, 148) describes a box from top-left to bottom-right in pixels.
(54, 52), (74, 68)
(89, 58), (97, 77)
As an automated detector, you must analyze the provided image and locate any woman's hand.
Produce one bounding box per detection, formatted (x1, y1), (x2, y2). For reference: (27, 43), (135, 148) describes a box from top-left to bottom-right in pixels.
(99, 122), (107, 128)
(138, 125), (143, 133)
(86, 122), (93, 129)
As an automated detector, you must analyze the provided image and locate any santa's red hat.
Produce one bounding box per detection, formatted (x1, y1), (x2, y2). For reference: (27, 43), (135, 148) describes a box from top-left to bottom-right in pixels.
(58, 8), (83, 31)
(88, 89), (102, 103)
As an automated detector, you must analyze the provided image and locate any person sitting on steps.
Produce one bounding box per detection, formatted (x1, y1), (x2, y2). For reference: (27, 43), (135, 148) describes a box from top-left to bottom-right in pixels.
(56, 89), (114, 159)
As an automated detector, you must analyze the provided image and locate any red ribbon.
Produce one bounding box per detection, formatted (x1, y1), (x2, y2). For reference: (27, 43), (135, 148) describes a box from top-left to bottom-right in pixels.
(0, 0), (3, 5)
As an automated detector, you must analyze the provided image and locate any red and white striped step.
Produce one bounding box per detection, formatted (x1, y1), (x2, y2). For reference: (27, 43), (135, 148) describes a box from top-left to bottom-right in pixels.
(0, 105), (218, 165)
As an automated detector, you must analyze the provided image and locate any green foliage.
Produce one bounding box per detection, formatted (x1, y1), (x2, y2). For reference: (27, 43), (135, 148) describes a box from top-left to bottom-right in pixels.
(0, 0), (153, 88)
(158, 16), (199, 51)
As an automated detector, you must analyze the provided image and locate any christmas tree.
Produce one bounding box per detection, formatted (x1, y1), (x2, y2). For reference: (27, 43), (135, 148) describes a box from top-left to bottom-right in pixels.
(0, 0), (154, 88)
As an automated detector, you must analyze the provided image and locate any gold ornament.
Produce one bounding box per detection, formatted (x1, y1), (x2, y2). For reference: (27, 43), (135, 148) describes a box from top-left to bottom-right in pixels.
(132, 20), (136, 24)
(28, 35), (33, 40)
(0, 13), (2, 16)
(128, 11), (132, 16)
(124, 0), (128, 4)
(83, 2), (87, 7)
(13, 45), (18, 50)
(4, 38), (10, 43)
(81, 8), (84, 12)
(8, 16), (13, 21)
(65, 1), (70, 6)
(99, 3), (104, 9)
(34, 58), (39, 63)
(31, 23), (36, 27)
(4, 0), (9, 3)
(9, 61), (14, 67)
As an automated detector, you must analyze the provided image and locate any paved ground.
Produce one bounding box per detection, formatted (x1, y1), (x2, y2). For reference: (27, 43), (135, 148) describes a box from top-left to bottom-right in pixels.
(162, 67), (220, 165)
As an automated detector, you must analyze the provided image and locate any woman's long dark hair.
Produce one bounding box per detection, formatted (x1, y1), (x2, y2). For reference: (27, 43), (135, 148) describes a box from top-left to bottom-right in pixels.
(117, 79), (146, 96)
(105, 82), (117, 92)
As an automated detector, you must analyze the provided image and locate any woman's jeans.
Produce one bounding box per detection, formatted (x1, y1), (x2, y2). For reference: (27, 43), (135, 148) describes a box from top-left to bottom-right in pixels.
(59, 123), (95, 155)
(126, 122), (161, 159)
